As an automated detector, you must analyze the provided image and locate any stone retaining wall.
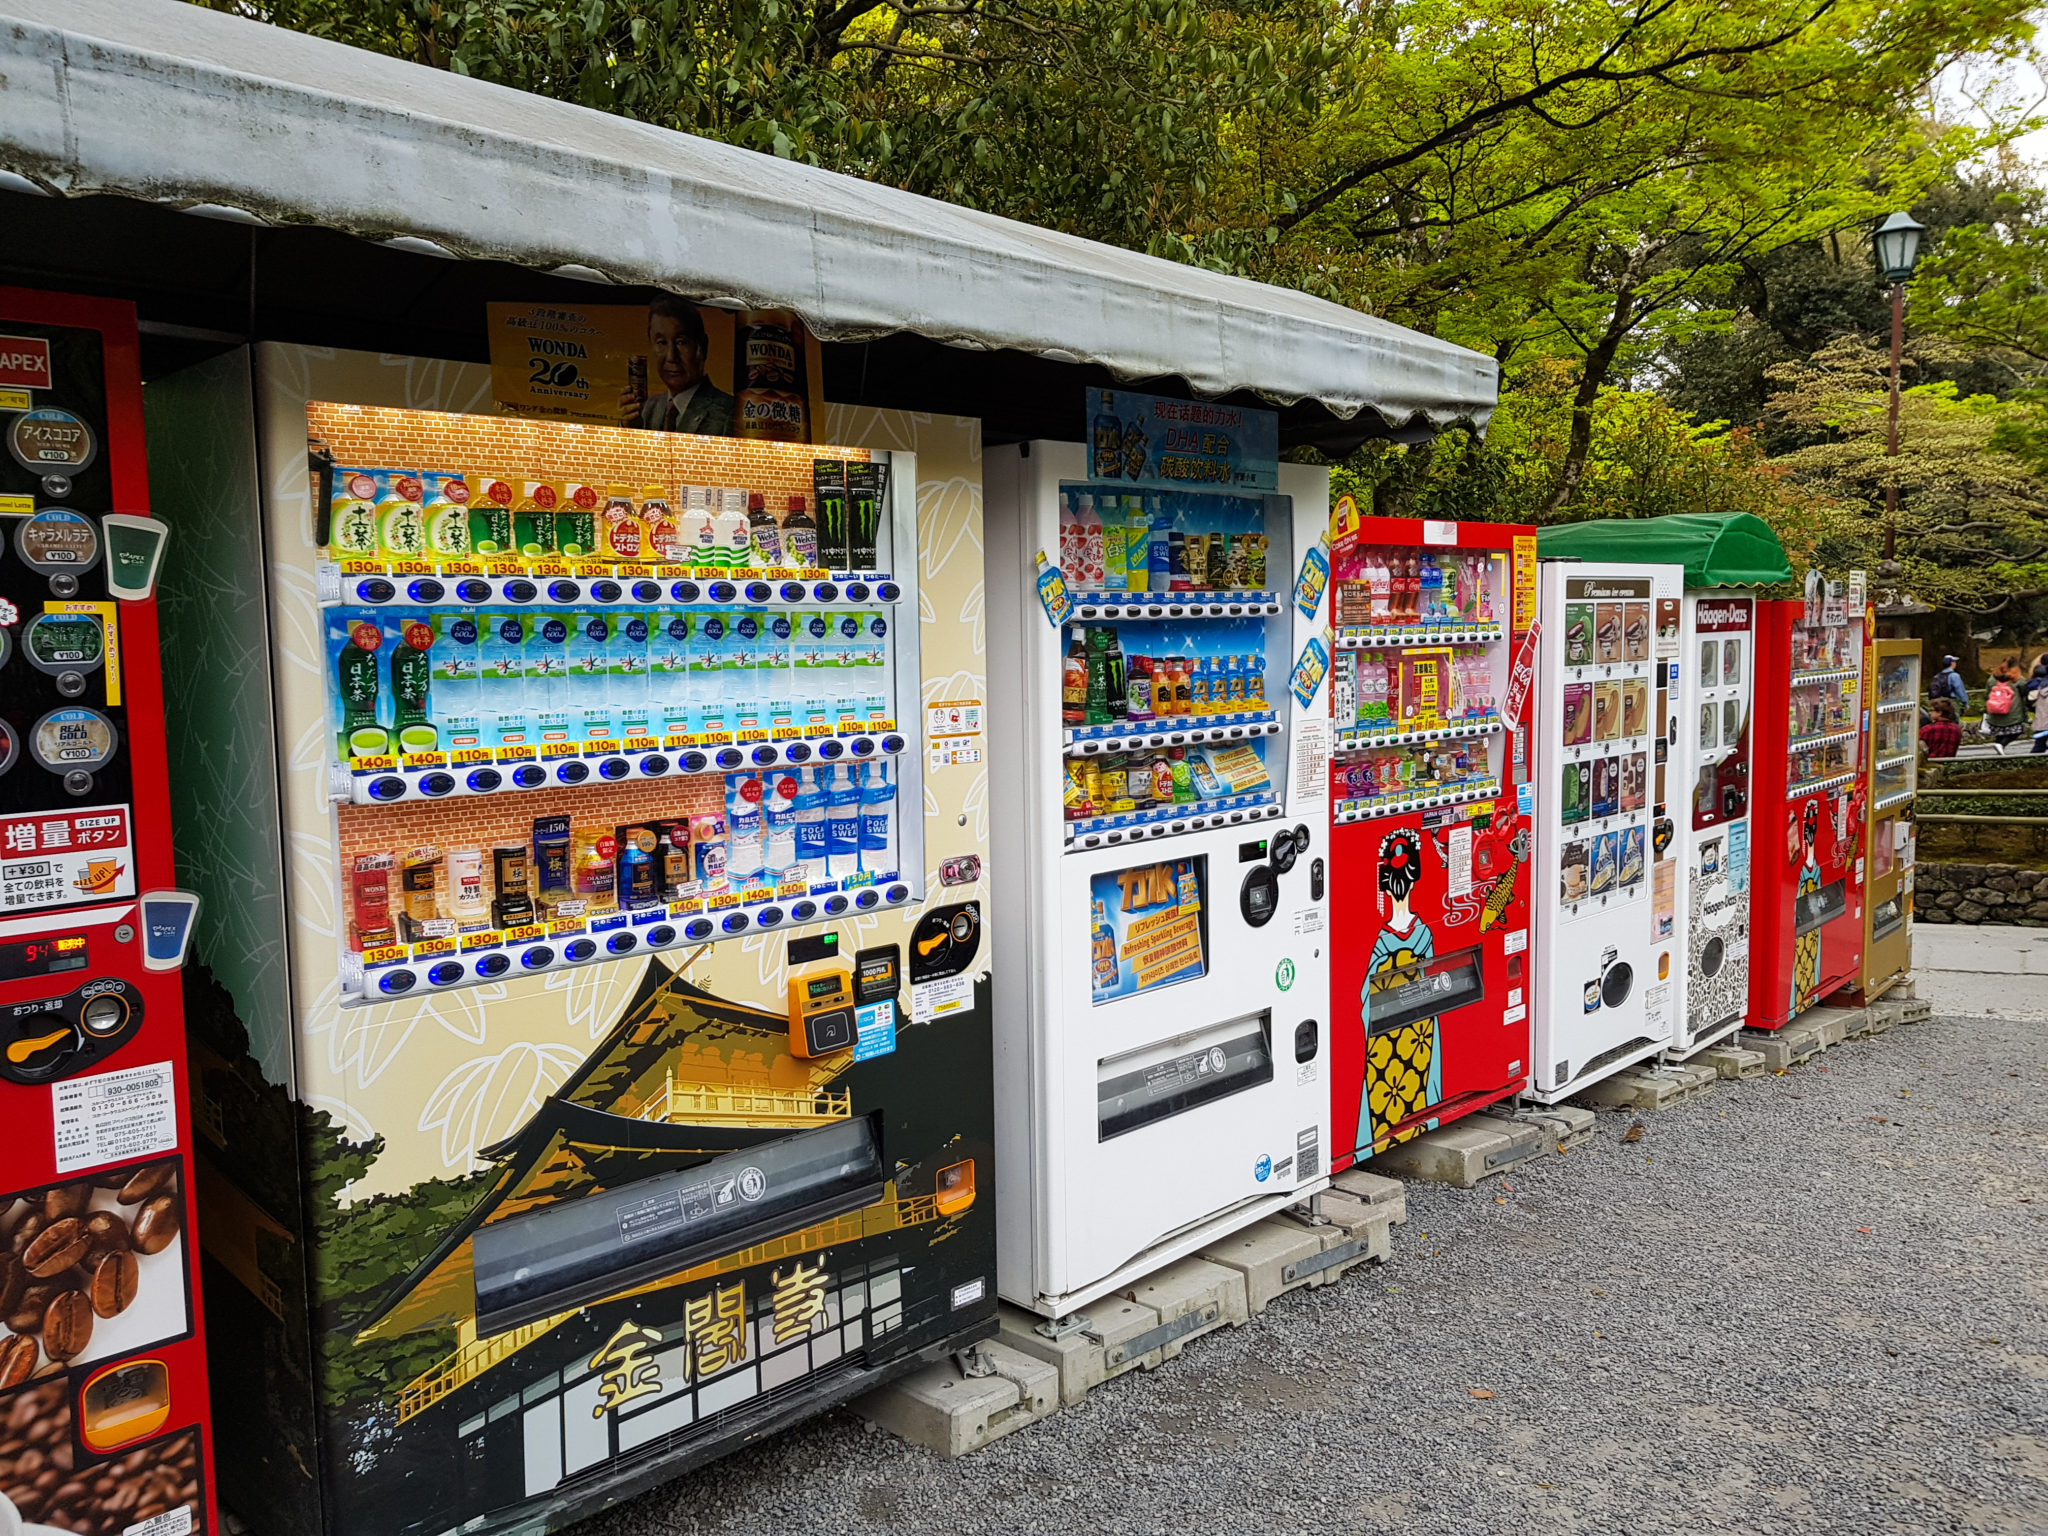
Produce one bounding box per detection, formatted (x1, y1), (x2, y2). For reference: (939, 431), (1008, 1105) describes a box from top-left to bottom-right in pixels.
(1914, 862), (2048, 925)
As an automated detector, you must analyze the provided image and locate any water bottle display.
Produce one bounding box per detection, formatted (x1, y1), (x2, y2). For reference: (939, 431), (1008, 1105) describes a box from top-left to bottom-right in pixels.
(315, 428), (919, 1003)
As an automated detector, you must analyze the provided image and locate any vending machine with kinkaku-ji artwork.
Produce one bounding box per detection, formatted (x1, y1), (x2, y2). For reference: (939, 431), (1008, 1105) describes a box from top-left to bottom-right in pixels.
(144, 344), (997, 1536)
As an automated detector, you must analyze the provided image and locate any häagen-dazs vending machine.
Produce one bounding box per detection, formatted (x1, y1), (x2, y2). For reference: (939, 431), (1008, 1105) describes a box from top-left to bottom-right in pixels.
(1854, 636), (1921, 1003)
(0, 289), (213, 1536)
(147, 344), (997, 1536)
(986, 415), (1329, 1320)
(1748, 575), (1867, 1030)
(1528, 560), (1684, 1101)
(1324, 504), (1536, 1167)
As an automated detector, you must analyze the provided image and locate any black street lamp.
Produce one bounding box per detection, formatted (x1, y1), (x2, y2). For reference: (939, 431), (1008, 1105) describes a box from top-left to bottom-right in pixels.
(1872, 211), (1926, 581)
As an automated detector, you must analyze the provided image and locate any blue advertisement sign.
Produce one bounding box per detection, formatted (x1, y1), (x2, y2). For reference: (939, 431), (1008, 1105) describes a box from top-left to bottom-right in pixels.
(1088, 857), (1207, 1005)
(1087, 389), (1279, 494)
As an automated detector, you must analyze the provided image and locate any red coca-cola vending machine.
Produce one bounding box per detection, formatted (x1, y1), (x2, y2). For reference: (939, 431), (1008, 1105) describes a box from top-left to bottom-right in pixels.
(0, 289), (213, 1536)
(1324, 503), (1537, 1169)
(1747, 576), (1867, 1029)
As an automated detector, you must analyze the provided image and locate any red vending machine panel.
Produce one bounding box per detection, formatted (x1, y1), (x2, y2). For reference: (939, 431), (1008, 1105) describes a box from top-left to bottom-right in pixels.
(0, 290), (212, 1536)
(1748, 586), (1866, 1029)
(1326, 508), (1536, 1168)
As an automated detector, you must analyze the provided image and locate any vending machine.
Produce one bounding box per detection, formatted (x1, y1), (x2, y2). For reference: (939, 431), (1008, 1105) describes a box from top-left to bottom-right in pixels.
(986, 439), (1329, 1320)
(1323, 506), (1536, 1167)
(148, 346), (995, 1536)
(1856, 637), (1921, 1002)
(1747, 577), (1867, 1030)
(0, 290), (213, 1536)
(1528, 561), (1685, 1101)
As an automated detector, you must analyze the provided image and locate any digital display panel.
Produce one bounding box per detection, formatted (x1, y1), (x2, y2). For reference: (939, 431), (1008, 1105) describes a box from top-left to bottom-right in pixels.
(0, 933), (87, 981)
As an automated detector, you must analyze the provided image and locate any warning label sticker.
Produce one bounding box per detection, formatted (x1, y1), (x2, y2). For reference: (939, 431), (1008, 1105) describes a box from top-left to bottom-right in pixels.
(53, 1058), (178, 1173)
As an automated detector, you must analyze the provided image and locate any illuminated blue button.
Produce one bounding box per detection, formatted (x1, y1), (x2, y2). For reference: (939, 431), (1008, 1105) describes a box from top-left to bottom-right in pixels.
(877, 582), (901, 602)
(632, 580), (662, 602)
(685, 918), (715, 941)
(648, 924), (677, 946)
(521, 946), (555, 969)
(721, 912), (749, 934)
(880, 734), (905, 755)
(556, 761), (590, 784)
(475, 953), (511, 978)
(779, 582), (805, 601)
(368, 776), (407, 801)
(590, 580), (621, 603)
(565, 938), (596, 962)
(503, 579), (537, 602)
(418, 773), (455, 797)
(607, 931), (637, 954)
(818, 740), (845, 760)
(598, 757), (631, 780)
(782, 742), (812, 763)
(745, 581), (772, 602)
(751, 745), (779, 766)
(548, 580), (581, 603)
(428, 961), (465, 987)
(681, 751), (709, 773)
(407, 578), (445, 603)
(790, 900), (818, 922)
(824, 895), (848, 916)
(715, 748), (744, 770)
(356, 578), (396, 603)
(467, 767), (503, 792)
(378, 969), (417, 995)
(850, 737), (875, 757)
(671, 580), (700, 602)
(812, 582), (839, 602)
(456, 578), (492, 603)
(886, 884), (908, 904)
(855, 890), (879, 910)
(512, 764), (547, 788)
(639, 755), (670, 776)
(708, 581), (736, 603)
(844, 582), (871, 602)
(757, 906), (784, 927)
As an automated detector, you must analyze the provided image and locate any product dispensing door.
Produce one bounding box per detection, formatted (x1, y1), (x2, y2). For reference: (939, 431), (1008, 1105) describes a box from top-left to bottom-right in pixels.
(0, 289), (212, 1536)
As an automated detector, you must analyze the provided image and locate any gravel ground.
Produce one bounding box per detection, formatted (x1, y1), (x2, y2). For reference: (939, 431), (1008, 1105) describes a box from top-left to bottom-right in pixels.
(587, 1010), (2048, 1536)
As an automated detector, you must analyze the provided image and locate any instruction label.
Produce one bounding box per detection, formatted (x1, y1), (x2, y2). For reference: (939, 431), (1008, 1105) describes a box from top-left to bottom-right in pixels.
(911, 973), (974, 1023)
(53, 1058), (177, 1173)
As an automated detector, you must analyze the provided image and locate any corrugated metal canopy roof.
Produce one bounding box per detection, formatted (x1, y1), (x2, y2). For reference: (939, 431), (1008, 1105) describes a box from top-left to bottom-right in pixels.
(0, 0), (1496, 432)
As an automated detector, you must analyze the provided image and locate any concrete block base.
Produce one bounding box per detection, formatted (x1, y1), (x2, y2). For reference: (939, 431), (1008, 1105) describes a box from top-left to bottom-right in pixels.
(1481, 1102), (1598, 1151)
(1872, 991), (1933, 1028)
(852, 1341), (1058, 1458)
(1696, 1042), (1767, 1080)
(1571, 1059), (1717, 1112)
(996, 1256), (1249, 1408)
(1368, 1114), (1546, 1188)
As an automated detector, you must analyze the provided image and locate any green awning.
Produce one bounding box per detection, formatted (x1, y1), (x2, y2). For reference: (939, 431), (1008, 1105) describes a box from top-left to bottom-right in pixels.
(1535, 513), (1790, 588)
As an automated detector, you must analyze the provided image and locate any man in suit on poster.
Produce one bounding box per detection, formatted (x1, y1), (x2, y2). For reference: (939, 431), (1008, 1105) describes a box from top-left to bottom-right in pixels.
(620, 296), (735, 435)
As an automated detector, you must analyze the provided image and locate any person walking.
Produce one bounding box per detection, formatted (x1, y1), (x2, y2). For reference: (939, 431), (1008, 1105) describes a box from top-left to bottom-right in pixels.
(1929, 654), (1969, 707)
(1920, 698), (1961, 759)
(2029, 652), (2048, 755)
(1984, 657), (2030, 754)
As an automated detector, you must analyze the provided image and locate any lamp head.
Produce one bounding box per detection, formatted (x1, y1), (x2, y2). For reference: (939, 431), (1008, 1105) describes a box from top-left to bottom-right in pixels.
(1873, 211), (1926, 286)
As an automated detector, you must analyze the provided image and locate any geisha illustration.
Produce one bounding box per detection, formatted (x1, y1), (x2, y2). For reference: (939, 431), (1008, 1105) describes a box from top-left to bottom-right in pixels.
(1793, 798), (1822, 1005)
(1359, 828), (1442, 1154)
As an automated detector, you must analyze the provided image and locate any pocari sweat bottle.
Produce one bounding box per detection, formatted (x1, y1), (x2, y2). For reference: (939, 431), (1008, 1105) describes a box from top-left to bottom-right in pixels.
(859, 760), (894, 873)
(825, 763), (862, 880)
(794, 766), (828, 884)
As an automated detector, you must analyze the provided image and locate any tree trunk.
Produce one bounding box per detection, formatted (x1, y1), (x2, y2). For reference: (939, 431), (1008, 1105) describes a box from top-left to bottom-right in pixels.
(1541, 286), (1636, 519)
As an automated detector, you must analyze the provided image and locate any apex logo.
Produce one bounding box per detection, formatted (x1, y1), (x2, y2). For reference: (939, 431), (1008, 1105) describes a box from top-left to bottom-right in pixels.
(0, 337), (51, 389)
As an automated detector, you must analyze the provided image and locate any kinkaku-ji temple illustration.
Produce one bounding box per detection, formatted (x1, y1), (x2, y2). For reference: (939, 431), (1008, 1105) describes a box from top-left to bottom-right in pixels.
(354, 957), (978, 1424)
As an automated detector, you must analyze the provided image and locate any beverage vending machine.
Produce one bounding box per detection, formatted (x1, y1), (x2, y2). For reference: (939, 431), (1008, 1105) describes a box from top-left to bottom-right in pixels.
(1856, 637), (1921, 1002)
(986, 439), (1329, 1319)
(1528, 561), (1684, 1101)
(0, 290), (213, 1536)
(148, 346), (996, 1536)
(1748, 576), (1867, 1029)
(1323, 506), (1536, 1167)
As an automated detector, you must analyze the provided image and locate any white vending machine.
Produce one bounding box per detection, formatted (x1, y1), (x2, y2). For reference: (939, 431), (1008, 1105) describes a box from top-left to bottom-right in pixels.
(986, 442), (1331, 1319)
(1529, 561), (1684, 1102)
(1669, 592), (1756, 1056)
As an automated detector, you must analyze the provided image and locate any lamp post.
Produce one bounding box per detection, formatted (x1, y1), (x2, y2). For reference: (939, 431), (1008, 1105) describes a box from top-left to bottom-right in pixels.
(1872, 211), (1926, 582)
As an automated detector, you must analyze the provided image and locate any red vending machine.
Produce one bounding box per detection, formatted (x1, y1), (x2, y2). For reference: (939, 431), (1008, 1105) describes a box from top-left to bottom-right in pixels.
(1325, 503), (1537, 1168)
(0, 290), (213, 1536)
(1748, 576), (1867, 1030)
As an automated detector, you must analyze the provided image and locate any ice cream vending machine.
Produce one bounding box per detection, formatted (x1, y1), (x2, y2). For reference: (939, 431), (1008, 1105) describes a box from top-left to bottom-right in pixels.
(147, 345), (998, 1536)
(1748, 579), (1867, 1029)
(1324, 507), (1536, 1166)
(0, 290), (213, 1536)
(1667, 592), (1756, 1057)
(986, 441), (1330, 1319)
(1856, 637), (1921, 1002)
(1529, 562), (1684, 1101)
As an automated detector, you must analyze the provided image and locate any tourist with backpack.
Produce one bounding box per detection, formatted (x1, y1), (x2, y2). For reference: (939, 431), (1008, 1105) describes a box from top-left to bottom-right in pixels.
(1984, 657), (2030, 754)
